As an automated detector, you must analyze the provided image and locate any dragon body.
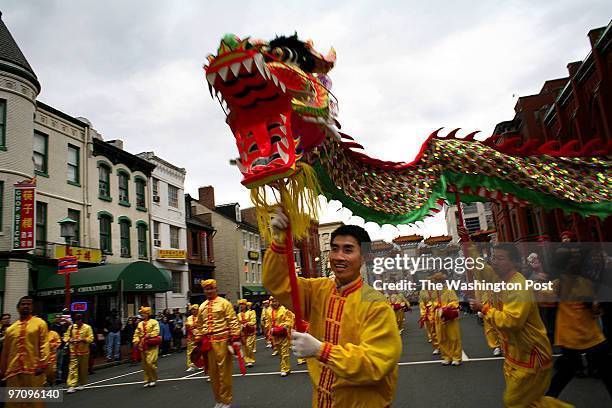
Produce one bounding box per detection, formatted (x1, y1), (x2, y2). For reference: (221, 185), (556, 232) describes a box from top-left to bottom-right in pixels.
(204, 34), (611, 238)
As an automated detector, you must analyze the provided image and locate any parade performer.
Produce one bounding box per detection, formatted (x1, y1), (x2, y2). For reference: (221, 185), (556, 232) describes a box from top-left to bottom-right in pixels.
(195, 279), (241, 408)
(238, 299), (257, 367)
(185, 304), (200, 372)
(247, 302), (257, 353)
(64, 313), (93, 393)
(132, 306), (160, 388)
(45, 324), (61, 386)
(418, 289), (439, 355)
(481, 289), (503, 356)
(261, 300), (272, 349)
(430, 273), (462, 365)
(0, 296), (49, 406)
(269, 297), (294, 376)
(264, 213), (401, 407)
(470, 244), (573, 408)
(389, 292), (410, 334)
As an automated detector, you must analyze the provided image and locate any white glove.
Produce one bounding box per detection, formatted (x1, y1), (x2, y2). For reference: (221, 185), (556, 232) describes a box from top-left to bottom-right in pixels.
(271, 208), (289, 236)
(291, 331), (322, 358)
(477, 311), (483, 318)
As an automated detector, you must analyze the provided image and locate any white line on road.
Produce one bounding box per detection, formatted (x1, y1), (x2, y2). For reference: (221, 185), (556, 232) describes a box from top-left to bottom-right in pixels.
(182, 369), (205, 379)
(462, 349), (470, 361)
(85, 369), (144, 386)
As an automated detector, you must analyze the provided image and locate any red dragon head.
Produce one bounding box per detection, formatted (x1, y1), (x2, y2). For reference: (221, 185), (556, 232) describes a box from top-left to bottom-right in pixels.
(204, 33), (337, 189)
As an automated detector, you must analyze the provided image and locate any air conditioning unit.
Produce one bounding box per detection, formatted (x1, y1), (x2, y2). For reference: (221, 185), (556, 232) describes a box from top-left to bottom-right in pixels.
(154, 239), (161, 247)
(153, 195), (160, 203)
(120, 247), (130, 257)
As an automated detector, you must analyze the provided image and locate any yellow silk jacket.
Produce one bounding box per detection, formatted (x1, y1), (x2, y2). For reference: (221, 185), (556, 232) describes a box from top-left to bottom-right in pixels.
(48, 330), (61, 364)
(264, 241), (402, 408)
(239, 310), (257, 333)
(132, 319), (160, 351)
(0, 316), (50, 380)
(196, 296), (241, 342)
(63, 323), (94, 356)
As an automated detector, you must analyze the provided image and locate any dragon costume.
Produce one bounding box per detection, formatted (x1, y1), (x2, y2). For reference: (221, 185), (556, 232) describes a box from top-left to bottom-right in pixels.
(203, 33), (611, 243)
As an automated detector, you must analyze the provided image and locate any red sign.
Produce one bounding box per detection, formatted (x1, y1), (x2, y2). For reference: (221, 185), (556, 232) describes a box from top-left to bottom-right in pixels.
(58, 256), (78, 274)
(12, 179), (36, 251)
(71, 302), (88, 312)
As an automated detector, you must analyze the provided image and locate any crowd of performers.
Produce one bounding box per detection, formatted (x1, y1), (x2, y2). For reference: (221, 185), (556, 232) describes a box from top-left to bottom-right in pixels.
(0, 219), (611, 407)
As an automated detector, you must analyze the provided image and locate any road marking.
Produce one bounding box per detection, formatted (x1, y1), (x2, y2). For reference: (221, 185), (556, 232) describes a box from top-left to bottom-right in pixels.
(182, 369), (205, 378)
(462, 350), (470, 361)
(85, 369), (144, 386)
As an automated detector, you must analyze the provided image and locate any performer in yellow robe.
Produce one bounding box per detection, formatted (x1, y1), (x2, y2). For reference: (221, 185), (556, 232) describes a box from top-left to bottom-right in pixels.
(261, 300), (272, 349)
(429, 274), (462, 366)
(195, 279), (241, 408)
(132, 306), (160, 387)
(247, 302), (257, 353)
(470, 243), (573, 408)
(0, 296), (49, 408)
(269, 297), (294, 376)
(264, 213), (402, 408)
(418, 289), (439, 354)
(478, 289), (502, 356)
(389, 292), (410, 334)
(185, 304), (200, 371)
(237, 299), (257, 367)
(64, 313), (94, 393)
(45, 327), (61, 386)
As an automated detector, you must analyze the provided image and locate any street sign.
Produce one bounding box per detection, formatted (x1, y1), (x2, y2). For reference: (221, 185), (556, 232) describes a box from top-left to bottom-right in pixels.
(58, 256), (78, 274)
(70, 302), (88, 312)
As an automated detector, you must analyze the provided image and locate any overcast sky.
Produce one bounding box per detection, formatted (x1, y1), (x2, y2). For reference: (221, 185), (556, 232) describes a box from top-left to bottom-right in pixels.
(3, 1), (611, 241)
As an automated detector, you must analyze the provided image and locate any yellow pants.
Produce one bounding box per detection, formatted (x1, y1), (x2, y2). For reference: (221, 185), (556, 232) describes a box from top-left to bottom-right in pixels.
(272, 336), (290, 373)
(395, 310), (405, 330)
(186, 338), (196, 368)
(67, 354), (89, 387)
(484, 319), (501, 349)
(207, 341), (233, 404)
(141, 347), (159, 383)
(503, 363), (574, 408)
(6, 373), (45, 408)
(435, 318), (462, 362)
(242, 334), (256, 364)
(425, 320), (439, 349)
(44, 360), (56, 385)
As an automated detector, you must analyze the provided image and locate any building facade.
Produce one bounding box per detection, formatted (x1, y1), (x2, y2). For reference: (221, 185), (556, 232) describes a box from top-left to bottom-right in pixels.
(317, 221), (344, 277)
(445, 202), (495, 242)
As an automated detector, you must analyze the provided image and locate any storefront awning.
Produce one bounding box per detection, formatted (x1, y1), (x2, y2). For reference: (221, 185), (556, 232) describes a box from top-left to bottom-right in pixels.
(242, 286), (269, 296)
(36, 261), (171, 297)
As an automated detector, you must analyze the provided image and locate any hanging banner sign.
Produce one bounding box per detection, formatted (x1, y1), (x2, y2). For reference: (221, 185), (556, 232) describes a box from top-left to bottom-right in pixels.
(12, 179), (36, 251)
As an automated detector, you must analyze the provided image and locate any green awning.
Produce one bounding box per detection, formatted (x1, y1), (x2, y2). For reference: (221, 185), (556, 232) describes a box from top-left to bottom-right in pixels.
(36, 261), (171, 297)
(242, 286), (268, 296)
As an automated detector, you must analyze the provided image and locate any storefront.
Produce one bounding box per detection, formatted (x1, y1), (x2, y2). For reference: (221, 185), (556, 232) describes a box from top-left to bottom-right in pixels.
(35, 261), (171, 328)
(241, 285), (269, 304)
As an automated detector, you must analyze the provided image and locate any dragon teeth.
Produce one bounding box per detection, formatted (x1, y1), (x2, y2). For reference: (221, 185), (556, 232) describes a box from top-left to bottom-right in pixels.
(218, 66), (229, 81)
(280, 114), (287, 123)
(230, 62), (241, 77)
(208, 83), (214, 98)
(206, 72), (217, 86)
(279, 125), (287, 135)
(243, 58), (254, 73)
(271, 75), (279, 87)
(278, 147), (289, 164)
(280, 82), (286, 93)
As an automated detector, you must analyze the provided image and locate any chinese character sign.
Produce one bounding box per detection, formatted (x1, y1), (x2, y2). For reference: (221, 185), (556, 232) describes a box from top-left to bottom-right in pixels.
(13, 181), (36, 251)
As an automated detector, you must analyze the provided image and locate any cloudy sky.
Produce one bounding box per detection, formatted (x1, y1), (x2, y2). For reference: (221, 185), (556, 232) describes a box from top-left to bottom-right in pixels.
(3, 1), (611, 240)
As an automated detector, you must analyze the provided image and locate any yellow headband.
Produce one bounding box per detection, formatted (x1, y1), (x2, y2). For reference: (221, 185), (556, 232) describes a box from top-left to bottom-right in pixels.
(247, 302), (252, 307)
(139, 306), (152, 315)
(201, 279), (217, 288)
(190, 304), (199, 311)
(238, 299), (247, 305)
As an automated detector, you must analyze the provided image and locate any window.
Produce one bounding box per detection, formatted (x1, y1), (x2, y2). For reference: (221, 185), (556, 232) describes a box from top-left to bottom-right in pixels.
(135, 178), (146, 209)
(202, 231), (209, 261)
(98, 163), (111, 200)
(33, 131), (48, 174)
(242, 231), (248, 248)
(170, 226), (180, 248)
(172, 271), (182, 293)
(168, 185), (179, 208)
(119, 219), (131, 257)
(251, 262), (256, 283)
(137, 223), (147, 258)
(118, 171), (129, 204)
(465, 217), (481, 233)
(191, 231), (199, 255)
(463, 203), (478, 214)
(0, 99), (6, 148)
(67, 209), (80, 247)
(35, 202), (47, 250)
(244, 261), (250, 282)
(0, 181), (3, 231)
(67, 145), (79, 184)
(99, 214), (112, 254)
(153, 221), (160, 244)
(152, 178), (159, 198)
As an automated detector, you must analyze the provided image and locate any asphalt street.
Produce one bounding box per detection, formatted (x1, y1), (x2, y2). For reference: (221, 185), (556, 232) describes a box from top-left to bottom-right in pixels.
(57, 312), (610, 407)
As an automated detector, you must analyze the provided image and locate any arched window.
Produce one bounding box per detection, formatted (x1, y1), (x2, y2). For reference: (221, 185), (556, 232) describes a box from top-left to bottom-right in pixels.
(97, 211), (113, 254)
(119, 216), (132, 257)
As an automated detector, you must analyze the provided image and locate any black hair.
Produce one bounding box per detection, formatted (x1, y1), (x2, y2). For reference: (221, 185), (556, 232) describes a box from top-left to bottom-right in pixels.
(331, 225), (371, 254)
(16, 296), (33, 308)
(268, 34), (315, 72)
(492, 244), (521, 264)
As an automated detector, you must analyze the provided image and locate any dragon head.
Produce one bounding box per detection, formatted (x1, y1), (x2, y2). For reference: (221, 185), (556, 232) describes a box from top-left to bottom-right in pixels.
(204, 33), (337, 189)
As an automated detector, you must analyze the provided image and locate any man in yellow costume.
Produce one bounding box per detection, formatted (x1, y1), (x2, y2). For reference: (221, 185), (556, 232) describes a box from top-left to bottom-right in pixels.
(389, 292), (410, 334)
(429, 273), (462, 366)
(264, 211), (402, 407)
(247, 302), (257, 353)
(0, 296), (49, 407)
(64, 313), (94, 393)
(185, 304), (200, 372)
(469, 243), (573, 408)
(479, 289), (502, 356)
(45, 322), (61, 386)
(132, 306), (160, 388)
(418, 288), (439, 355)
(269, 297), (294, 376)
(237, 299), (257, 367)
(195, 279), (241, 408)
(261, 299), (272, 349)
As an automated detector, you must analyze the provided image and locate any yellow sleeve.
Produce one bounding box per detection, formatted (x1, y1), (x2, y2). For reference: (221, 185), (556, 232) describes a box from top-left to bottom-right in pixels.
(84, 325), (94, 344)
(37, 320), (50, 369)
(317, 301), (401, 384)
(133, 322), (143, 344)
(224, 301), (241, 338)
(149, 320), (160, 337)
(282, 309), (294, 330)
(63, 325), (73, 343)
(444, 290), (460, 308)
(248, 311), (257, 326)
(484, 290), (531, 331)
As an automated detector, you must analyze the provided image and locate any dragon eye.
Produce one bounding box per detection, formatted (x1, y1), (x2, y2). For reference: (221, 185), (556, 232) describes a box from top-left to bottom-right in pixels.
(248, 143), (259, 153)
(272, 47), (284, 59)
(270, 135), (282, 144)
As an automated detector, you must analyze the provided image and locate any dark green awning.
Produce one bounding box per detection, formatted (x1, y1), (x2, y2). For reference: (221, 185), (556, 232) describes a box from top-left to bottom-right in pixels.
(36, 261), (171, 297)
(242, 286), (268, 296)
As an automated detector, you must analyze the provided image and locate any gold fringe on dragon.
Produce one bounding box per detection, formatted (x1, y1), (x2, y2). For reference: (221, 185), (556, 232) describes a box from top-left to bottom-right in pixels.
(203, 33), (612, 242)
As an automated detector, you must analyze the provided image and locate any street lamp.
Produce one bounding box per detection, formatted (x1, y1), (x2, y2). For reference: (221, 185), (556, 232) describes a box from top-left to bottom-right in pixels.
(59, 217), (77, 310)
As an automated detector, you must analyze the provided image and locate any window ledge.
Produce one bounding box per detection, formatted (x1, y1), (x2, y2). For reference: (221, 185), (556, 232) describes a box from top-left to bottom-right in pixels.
(102, 251), (113, 255)
(34, 170), (49, 178)
(0, 146), (6, 151)
(67, 180), (81, 187)
(119, 201), (131, 207)
(137, 206), (147, 212)
(138, 255), (148, 260)
(120, 254), (131, 258)
(99, 196), (112, 202)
